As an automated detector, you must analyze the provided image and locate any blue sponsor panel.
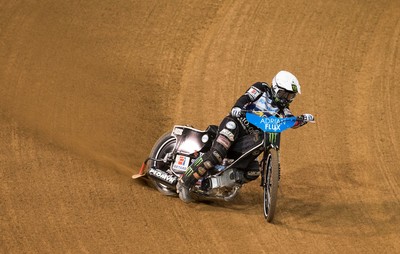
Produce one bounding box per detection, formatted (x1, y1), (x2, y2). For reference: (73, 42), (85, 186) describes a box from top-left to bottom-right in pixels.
(246, 113), (297, 133)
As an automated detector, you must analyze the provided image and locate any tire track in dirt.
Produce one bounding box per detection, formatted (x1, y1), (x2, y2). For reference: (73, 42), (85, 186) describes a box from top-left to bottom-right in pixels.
(353, 4), (400, 205)
(375, 8), (400, 203)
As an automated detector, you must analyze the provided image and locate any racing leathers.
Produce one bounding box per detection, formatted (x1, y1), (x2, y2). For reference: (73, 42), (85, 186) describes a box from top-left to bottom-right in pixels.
(177, 82), (307, 202)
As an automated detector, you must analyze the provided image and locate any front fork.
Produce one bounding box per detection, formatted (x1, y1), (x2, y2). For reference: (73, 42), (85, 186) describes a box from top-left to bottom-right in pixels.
(260, 132), (280, 187)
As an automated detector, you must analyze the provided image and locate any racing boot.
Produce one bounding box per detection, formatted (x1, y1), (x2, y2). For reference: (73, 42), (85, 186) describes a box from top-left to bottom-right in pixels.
(176, 179), (193, 203)
(176, 170), (197, 203)
(177, 155), (212, 203)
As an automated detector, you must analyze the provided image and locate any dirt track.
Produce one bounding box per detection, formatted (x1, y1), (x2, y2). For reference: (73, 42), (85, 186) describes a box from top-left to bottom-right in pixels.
(1, 0), (399, 253)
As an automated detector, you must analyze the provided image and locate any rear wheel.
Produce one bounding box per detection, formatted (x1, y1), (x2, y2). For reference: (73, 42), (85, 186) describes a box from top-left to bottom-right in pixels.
(263, 149), (279, 222)
(147, 132), (177, 196)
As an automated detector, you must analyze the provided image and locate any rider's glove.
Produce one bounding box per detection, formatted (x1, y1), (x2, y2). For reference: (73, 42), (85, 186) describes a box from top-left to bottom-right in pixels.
(301, 113), (314, 123)
(231, 107), (242, 118)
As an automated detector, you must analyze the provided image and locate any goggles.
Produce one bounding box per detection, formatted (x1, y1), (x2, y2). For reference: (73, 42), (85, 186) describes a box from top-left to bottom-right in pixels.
(276, 89), (296, 101)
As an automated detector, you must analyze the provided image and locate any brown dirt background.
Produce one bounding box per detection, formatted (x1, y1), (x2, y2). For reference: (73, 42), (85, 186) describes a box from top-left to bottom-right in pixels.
(1, 0), (399, 253)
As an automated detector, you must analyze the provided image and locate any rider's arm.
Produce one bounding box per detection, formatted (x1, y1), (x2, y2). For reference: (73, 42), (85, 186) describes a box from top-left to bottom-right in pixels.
(282, 107), (306, 129)
(294, 114), (314, 128)
(232, 82), (267, 109)
(290, 110), (312, 128)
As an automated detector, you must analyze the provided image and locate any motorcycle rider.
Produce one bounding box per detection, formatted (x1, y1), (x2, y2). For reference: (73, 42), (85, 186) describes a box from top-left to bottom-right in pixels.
(176, 70), (314, 203)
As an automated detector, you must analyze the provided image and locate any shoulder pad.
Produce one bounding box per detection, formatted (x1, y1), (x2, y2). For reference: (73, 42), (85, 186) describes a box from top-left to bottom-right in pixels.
(246, 86), (262, 100)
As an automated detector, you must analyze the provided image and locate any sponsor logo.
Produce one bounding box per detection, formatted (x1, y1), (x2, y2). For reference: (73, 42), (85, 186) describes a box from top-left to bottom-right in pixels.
(269, 133), (277, 143)
(212, 151), (223, 163)
(173, 127), (183, 135)
(220, 129), (234, 141)
(238, 116), (258, 135)
(247, 171), (260, 176)
(172, 155), (190, 171)
(226, 121), (236, 130)
(292, 84), (298, 93)
(204, 160), (213, 169)
(148, 168), (177, 184)
(197, 167), (206, 176)
(216, 135), (231, 149)
(185, 166), (194, 176)
(193, 157), (203, 166)
(246, 86), (261, 100)
(260, 117), (282, 132)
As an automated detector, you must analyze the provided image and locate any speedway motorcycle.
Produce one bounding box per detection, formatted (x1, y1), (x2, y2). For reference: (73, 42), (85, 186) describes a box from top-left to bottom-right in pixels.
(133, 111), (312, 222)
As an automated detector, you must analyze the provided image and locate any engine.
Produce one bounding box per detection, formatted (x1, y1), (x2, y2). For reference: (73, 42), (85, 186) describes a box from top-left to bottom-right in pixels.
(199, 168), (244, 194)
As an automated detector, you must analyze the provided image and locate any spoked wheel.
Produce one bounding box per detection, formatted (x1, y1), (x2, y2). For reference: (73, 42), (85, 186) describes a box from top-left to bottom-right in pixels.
(262, 149), (280, 222)
(148, 132), (177, 196)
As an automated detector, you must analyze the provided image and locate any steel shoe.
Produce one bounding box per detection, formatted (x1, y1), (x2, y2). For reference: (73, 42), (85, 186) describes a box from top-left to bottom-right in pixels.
(176, 179), (194, 203)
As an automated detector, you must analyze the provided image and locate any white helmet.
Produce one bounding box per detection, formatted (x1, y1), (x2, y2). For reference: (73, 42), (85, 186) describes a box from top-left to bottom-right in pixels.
(271, 70), (301, 107)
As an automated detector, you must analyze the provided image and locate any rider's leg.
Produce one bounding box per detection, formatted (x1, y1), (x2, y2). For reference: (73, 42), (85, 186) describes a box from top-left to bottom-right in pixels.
(243, 159), (261, 182)
(177, 117), (240, 202)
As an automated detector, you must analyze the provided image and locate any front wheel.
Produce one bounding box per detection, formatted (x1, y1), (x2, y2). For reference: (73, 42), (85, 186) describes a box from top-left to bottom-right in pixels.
(262, 149), (280, 222)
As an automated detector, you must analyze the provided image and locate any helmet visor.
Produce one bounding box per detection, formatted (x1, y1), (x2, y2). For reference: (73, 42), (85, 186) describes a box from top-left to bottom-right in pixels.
(277, 89), (296, 101)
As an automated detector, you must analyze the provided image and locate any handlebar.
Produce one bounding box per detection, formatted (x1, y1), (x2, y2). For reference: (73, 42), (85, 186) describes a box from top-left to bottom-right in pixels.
(240, 110), (299, 119)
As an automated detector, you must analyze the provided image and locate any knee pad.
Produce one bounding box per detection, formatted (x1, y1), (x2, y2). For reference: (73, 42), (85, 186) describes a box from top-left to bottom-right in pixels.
(211, 142), (229, 163)
(215, 131), (233, 151)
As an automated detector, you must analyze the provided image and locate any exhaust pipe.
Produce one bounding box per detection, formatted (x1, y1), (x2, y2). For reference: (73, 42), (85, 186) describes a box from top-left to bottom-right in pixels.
(147, 168), (178, 188)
